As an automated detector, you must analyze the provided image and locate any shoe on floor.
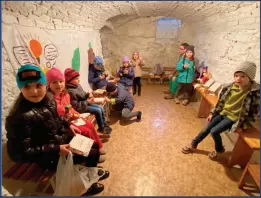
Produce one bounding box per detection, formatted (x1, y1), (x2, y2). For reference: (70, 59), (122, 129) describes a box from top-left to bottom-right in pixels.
(208, 147), (225, 160)
(164, 94), (174, 99)
(98, 127), (111, 135)
(164, 90), (171, 94)
(98, 168), (110, 181)
(133, 92), (136, 95)
(83, 183), (104, 195)
(100, 148), (106, 155)
(137, 111), (142, 122)
(98, 155), (106, 163)
(181, 143), (197, 154)
(182, 99), (189, 106)
(138, 92), (141, 96)
(174, 98), (180, 104)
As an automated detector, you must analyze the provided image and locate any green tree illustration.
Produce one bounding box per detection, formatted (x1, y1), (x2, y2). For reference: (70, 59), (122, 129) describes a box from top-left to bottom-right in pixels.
(72, 48), (80, 72)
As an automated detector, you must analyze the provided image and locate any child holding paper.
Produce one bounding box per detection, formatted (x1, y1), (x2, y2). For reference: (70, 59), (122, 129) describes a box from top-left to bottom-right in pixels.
(182, 62), (260, 160)
(46, 68), (106, 159)
(64, 68), (112, 135)
(5, 65), (109, 194)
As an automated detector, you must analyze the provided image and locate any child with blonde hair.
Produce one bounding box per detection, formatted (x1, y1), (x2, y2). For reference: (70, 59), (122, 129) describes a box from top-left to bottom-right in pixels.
(131, 52), (144, 96)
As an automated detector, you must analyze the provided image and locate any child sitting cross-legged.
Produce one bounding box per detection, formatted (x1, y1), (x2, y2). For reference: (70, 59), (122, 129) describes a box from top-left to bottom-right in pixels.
(64, 68), (112, 135)
(46, 68), (106, 162)
(182, 62), (260, 160)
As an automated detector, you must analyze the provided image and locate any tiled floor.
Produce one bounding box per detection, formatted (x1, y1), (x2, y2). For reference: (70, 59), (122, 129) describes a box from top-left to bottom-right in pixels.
(98, 83), (256, 196)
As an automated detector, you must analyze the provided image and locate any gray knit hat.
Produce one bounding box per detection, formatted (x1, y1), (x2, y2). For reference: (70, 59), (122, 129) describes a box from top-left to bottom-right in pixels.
(234, 61), (257, 81)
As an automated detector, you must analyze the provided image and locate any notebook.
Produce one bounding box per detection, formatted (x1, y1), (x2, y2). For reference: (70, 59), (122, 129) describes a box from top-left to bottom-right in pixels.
(79, 113), (91, 119)
(71, 118), (86, 126)
(93, 97), (105, 104)
(69, 134), (94, 157)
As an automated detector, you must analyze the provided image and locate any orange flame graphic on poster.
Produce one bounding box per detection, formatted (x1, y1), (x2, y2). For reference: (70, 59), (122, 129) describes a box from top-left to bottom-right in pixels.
(29, 39), (42, 64)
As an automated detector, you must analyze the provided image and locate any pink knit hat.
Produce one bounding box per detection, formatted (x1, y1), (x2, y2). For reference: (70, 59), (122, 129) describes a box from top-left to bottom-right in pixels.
(46, 67), (65, 86)
(122, 56), (130, 63)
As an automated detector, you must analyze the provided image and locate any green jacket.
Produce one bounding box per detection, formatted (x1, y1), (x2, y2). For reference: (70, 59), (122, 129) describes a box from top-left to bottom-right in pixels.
(211, 82), (260, 132)
(176, 57), (195, 83)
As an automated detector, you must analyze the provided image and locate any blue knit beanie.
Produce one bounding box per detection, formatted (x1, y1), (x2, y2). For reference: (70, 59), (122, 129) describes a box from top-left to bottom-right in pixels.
(94, 56), (104, 67)
(16, 64), (47, 89)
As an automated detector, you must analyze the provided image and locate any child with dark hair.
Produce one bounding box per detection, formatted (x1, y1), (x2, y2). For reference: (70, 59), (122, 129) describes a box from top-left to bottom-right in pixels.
(5, 65), (110, 195)
(182, 62), (259, 160)
(173, 45), (195, 106)
(105, 82), (142, 122)
(164, 43), (189, 99)
(64, 68), (112, 134)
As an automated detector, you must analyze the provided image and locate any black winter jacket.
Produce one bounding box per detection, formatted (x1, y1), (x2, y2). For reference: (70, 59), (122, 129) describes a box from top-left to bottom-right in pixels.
(66, 83), (91, 113)
(5, 93), (70, 169)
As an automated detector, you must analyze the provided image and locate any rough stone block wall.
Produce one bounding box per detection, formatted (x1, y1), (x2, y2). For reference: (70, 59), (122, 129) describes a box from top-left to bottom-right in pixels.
(101, 16), (195, 73)
(191, 2), (260, 83)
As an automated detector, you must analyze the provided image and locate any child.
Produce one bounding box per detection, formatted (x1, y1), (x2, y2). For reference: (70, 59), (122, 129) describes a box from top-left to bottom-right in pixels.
(164, 43), (189, 99)
(64, 68), (112, 134)
(88, 56), (107, 90)
(46, 68), (106, 160)
(182, 62), (259, 160)
(5, 64), (109, 194)
(118, 56), (134, 95)
(174, 45), (195, 105)
(131, 52), (144, 96)
(105, 82), (142, 122)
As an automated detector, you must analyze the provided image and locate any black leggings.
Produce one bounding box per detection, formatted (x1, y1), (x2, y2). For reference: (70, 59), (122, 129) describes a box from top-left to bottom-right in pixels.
(133, 77), (141, 94)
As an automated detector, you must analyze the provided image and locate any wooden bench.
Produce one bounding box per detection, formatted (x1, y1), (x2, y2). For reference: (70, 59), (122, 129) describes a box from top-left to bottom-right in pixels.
(3, 162), (56, 195)
(194, 85), (218, 118)
(238, 162), (260, 190)
(228, 127), (260, 168)
(141, 66), (175, 84)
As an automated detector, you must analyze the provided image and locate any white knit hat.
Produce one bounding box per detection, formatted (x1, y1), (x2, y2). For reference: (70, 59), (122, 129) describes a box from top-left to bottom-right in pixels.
(234, 62), (257, 81)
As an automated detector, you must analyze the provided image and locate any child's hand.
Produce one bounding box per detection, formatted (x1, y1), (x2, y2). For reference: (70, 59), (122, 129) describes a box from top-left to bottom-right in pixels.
(99, 75), (105, 80)
(207, 114), (213, 122)
(69, 124), (81, 136)
(66, 112), (73, 120)
(59, 144), (71, 156)
(88, 92), (94, 98)
(172, 76), (176, 82)
(184, 64), (189, 69)
(119, 73), (123, 77)
(123, 69), (128, 74)
(87, 98), (95, 104)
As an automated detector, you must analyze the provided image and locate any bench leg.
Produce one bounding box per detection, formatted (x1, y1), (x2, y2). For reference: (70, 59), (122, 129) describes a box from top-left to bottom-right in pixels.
(238, 163), (250, 189)
(197, 97), (212, 118)
(227, 136), (253, 168)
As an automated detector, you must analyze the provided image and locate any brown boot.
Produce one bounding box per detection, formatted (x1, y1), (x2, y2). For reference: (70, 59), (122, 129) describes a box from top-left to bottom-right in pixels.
(164, 90), (171, 94)
(164, 94), (174, 99)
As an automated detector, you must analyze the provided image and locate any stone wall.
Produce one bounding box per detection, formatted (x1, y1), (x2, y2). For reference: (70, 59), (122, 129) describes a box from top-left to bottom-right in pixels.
(101, 16), (196, 73)
(191, 2), (260, 83)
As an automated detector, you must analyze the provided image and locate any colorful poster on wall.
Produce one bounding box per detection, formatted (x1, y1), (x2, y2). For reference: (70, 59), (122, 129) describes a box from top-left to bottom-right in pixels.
(2, 24), (95, 91)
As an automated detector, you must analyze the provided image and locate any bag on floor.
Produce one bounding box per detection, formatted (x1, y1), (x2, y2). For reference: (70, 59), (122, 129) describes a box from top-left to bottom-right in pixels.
(53, 151), (102, 196)
(151, 63), (164, 76)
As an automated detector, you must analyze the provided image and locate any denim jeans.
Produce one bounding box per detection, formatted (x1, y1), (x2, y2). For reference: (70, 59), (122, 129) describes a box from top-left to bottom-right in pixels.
(192, 114), (234, 152)
(86, 104), (106, 129)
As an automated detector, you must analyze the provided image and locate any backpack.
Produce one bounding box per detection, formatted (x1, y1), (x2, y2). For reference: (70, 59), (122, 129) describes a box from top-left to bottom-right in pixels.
(152, 63), (164, 76)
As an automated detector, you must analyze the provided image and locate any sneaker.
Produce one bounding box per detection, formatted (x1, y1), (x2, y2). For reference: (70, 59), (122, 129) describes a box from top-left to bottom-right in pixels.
(164, 90), (171, 94)
(98, 168), (110, 181)
(208, 147), (225, 160)
(174, 98), (180, 104)
(182, 99), (189, 106)
(181, 143), (197, 154)
(98, 127), (111, 135)
(137, 111), (142, 122)
(98, 155), (106, 163)
(84, 183), (104, 195)
(164, 94), (174, 99)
